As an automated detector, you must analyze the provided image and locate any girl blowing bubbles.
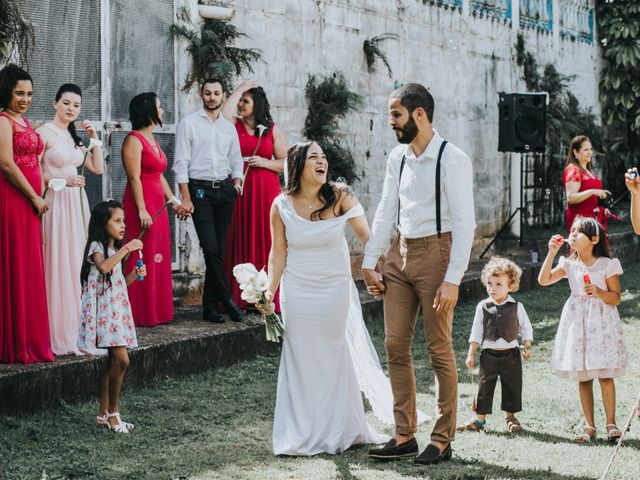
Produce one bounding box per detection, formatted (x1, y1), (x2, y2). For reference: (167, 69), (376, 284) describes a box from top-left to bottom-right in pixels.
(77, 200), (146, 433)
(538, 216), (627, 444)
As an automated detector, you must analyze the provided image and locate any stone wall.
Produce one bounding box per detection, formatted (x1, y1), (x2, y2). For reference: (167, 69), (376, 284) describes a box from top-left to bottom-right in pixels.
(174, 0), (599, 278)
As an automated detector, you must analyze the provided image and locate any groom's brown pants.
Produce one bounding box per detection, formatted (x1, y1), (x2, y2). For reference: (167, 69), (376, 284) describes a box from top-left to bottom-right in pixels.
(382, 232), (458, 444)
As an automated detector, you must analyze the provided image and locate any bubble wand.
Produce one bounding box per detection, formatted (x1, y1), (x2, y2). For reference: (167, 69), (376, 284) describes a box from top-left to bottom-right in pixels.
(136, 196), (181, 240)
(123, 197), (181, 263)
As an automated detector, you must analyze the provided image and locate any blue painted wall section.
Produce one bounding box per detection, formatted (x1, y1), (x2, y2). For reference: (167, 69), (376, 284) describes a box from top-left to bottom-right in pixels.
(471, 0), (512, 21)
(519, 0), (553, 32)
(560, 1), (594, 43)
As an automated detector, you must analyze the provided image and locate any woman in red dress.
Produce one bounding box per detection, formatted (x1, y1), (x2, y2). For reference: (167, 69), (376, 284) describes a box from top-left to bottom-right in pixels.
(223, 81), (288, 312)
(562, 135), (611, 233)
(0, 65), (54, 364)
(122, 92), (179, 327)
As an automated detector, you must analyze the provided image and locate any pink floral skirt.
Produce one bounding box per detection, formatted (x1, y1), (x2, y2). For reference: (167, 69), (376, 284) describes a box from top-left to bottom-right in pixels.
(551, 296), (627, 381)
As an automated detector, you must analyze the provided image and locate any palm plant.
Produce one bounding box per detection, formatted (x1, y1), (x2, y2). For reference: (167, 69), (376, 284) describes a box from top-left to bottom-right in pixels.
(303, 73), (363, 182)
(363, 33), (398, 77)
(171, 17), (262, 92)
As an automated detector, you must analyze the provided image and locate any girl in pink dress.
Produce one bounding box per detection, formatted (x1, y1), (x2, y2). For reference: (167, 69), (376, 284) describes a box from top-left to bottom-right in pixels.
(121, 92), (178, 327)
(38, 84), (104, 355)
(0, 65), (54, 364)
(538, 216), (626, 444)
(222, 81), (288, 312)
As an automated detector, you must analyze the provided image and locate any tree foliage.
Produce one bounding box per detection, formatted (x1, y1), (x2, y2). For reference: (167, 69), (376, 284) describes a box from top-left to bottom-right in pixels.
(515, 34), (601, 153)
(303, 73), (363, 182)
(171, 17), (262, 92)
(597, 0), (640, 193)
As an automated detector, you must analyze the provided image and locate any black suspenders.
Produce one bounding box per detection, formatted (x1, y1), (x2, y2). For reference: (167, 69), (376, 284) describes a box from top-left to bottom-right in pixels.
(397, 140), (448, 237)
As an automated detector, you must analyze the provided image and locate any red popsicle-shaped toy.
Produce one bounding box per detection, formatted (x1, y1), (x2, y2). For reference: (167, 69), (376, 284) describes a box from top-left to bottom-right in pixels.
(583, 273), (592, 295)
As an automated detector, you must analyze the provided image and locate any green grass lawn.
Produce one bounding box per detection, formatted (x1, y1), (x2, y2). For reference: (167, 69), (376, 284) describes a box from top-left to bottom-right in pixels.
(2, 266), (640, 480)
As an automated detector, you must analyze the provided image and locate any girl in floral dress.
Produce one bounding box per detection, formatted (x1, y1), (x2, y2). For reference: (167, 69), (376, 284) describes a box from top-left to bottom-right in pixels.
(538, 216), (626, 444)
(77, 200), (146, 433)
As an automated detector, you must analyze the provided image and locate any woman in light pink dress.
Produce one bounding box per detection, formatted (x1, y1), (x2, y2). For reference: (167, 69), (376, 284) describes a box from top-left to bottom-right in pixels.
(38, 84), (103, 356)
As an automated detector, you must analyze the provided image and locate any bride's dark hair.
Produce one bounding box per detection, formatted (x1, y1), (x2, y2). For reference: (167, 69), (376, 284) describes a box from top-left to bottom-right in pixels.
(285, 141), (338, 221)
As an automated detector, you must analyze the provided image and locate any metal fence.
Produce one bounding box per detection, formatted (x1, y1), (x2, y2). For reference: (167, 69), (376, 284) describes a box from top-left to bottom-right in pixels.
(22, 0), (179, 269)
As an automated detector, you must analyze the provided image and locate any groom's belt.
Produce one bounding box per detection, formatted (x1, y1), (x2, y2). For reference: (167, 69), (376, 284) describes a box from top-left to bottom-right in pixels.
(399, 231), (451, 246)
(189, 177), (232, 189)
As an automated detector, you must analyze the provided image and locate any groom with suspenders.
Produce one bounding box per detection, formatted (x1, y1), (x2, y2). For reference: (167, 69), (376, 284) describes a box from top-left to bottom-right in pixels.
(363, 83), (475, 464)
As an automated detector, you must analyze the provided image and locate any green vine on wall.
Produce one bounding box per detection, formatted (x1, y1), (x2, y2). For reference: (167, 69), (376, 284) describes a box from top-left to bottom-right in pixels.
(0, 0), (34, 65)
(363, 33), (398, 77)
(171, 14), (262, 92)
(597, 0), (640, 194)
(303, 73), (363, 182)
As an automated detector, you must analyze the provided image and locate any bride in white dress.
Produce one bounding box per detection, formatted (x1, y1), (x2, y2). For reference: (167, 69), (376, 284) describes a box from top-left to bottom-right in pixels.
(259, 141), (425, 456)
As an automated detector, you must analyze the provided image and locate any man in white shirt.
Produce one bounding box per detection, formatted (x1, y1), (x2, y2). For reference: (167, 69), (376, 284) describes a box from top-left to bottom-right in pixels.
(173, 78), (244, 323)
(365, 84), (475, 465)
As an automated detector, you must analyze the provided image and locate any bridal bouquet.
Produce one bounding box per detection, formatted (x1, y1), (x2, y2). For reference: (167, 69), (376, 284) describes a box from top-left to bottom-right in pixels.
(232, 263), (284, 342)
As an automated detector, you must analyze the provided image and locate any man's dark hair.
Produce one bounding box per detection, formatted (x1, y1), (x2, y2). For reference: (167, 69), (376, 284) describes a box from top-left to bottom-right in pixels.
(390, 83), (435, 122)
(201, 78), (226, 94)
(129, 92), (161, 130)
(0, 64), (32, 110)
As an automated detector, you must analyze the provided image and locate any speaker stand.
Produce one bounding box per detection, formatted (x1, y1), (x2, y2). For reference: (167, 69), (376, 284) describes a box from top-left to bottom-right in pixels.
(479, 153), (540, 260)
(479, 207), (540, 259)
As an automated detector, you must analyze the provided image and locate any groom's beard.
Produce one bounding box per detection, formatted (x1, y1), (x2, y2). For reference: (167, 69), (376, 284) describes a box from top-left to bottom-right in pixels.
(394, 116), (419, 144)
(203, 99), (222, 112)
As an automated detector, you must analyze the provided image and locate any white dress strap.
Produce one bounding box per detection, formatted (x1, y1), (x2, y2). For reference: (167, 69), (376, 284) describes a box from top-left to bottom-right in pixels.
(342, 203), (365, 219)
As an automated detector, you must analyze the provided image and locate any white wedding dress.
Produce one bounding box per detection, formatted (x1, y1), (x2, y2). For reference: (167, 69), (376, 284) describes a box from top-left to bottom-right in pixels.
(272, 194), (424, 456)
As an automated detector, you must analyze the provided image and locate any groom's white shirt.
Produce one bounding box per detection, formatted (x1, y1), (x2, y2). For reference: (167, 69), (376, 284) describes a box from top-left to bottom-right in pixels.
(362, 129), (476, 285)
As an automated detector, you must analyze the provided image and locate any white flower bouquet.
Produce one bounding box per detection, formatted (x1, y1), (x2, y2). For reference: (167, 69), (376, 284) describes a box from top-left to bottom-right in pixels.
(232, 263), (284, 342)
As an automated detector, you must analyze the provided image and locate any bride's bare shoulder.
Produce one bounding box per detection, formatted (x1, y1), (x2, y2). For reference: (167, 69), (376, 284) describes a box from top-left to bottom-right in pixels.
(332, 182), (359, 213)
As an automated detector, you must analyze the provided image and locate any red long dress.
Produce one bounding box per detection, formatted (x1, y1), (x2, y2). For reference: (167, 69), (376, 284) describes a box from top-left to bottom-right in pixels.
(0, 113), (54, 364)
(122, 131), (174, 327)
(562, 163), (607, 233)
(225, 121), (282, 311)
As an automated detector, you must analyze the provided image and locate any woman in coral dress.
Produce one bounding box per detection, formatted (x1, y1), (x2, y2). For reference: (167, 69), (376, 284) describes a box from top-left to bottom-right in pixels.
(222, 81), (287, 312)
(0, 65), (54, 364)
(562, 135), (611, 233)
(121, 92), (177, 327)
(38, 83), (104, 355)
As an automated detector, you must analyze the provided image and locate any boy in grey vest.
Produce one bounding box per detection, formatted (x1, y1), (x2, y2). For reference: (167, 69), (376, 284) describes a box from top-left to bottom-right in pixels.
(457, 257), (533, 433)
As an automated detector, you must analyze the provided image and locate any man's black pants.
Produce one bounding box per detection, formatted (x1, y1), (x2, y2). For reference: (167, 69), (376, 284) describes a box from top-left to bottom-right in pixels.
(476, 347), (522, 414)
(189, 180), (236, 313)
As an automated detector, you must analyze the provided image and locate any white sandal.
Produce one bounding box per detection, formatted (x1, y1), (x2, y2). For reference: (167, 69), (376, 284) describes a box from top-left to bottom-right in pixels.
(97, 413), (134, 431)
(575, 425), (597, 443)
(606, 424), (622, 443)
(106, 412), (130, 434)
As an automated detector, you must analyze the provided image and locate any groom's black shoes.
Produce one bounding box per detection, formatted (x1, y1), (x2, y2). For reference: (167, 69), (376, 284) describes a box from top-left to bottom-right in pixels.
(413, 442), (452, 465)
(203, 309), (224, 323)
(368, 437), (419, 460)
(223, 298), (244, 322)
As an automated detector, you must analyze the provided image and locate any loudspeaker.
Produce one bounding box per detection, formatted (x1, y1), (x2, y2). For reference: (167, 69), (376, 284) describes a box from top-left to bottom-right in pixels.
(498, 92), (547, 153)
